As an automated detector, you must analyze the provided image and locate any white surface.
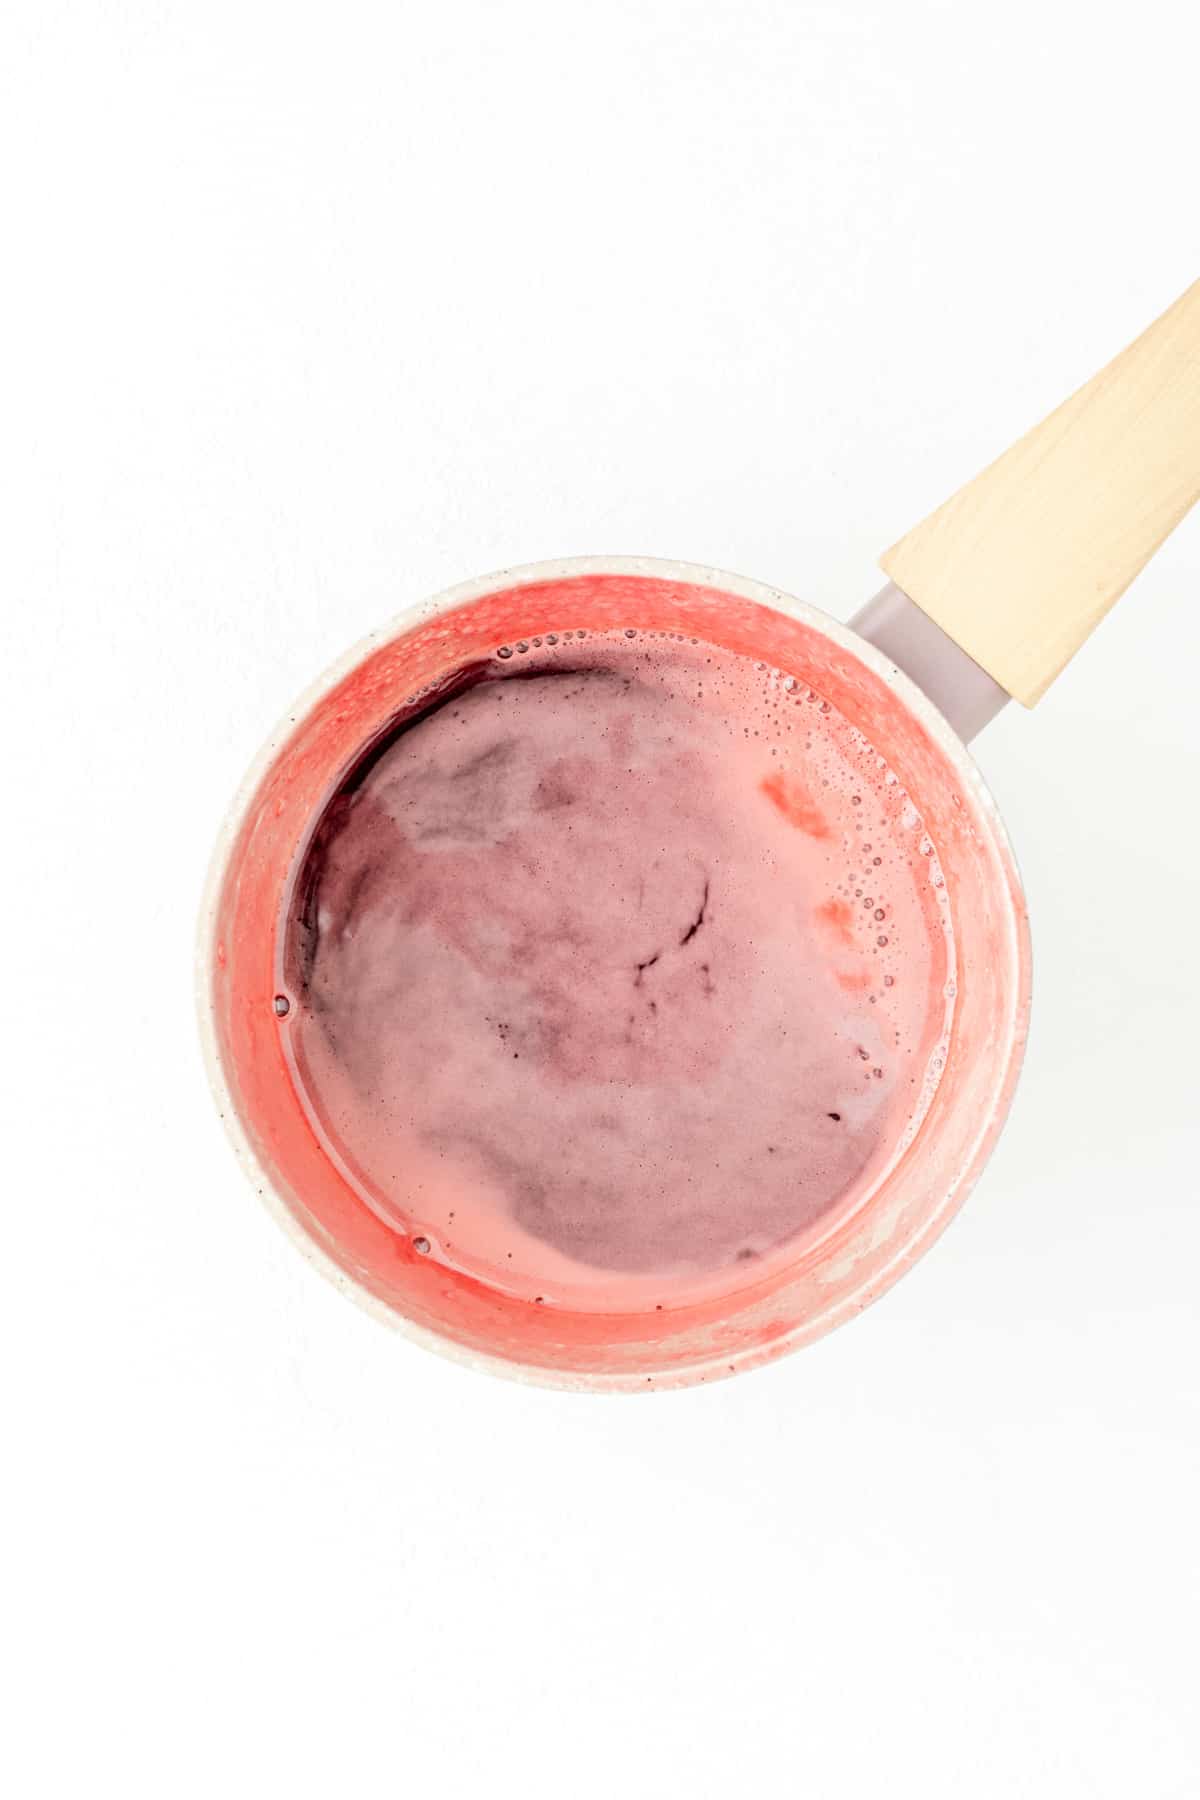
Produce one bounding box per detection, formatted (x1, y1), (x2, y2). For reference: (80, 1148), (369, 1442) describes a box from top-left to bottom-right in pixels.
(4, 3), (1198, 1795)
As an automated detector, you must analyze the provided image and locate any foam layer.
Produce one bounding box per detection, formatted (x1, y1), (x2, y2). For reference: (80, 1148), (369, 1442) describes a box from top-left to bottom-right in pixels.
(281, 629), (954, 1311)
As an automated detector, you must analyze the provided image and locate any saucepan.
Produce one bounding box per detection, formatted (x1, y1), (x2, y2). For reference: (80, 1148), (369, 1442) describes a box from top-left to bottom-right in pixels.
(198, 282), (1199, 1389)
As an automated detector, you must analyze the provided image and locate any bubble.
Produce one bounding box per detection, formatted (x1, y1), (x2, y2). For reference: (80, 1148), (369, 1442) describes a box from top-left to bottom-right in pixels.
(532, 636), (543, 647)
(624, 627), (637, 638)
(546, 633), (558, 644)
(883, 974), (895, 987)
(516, 640), (530, 654)
(412, 1236), (431, 1255)
(877, 935), (888, 946)
(497, 644), (514, 659)
(874, 908), (886, 920)
(273, 994), (290, 1017)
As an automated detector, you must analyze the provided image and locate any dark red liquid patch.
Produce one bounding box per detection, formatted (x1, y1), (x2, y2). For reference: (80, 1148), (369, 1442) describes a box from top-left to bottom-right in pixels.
(281, 633), (953, 1311)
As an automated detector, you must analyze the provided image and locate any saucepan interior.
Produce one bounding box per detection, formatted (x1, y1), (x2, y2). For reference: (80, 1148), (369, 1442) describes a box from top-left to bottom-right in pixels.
(199, 557), (1030, 1390)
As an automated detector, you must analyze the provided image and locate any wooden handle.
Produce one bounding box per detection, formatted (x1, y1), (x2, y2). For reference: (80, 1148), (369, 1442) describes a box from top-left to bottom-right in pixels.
(879, 280), (1200, 705)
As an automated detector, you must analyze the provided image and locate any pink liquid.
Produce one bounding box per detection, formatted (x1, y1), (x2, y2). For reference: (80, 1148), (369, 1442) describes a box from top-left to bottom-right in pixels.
(282, 629), (954, 1312)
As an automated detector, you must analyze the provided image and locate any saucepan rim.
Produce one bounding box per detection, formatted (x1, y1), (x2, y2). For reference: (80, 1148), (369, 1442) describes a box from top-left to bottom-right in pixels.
(196, 554), (1031, 1391)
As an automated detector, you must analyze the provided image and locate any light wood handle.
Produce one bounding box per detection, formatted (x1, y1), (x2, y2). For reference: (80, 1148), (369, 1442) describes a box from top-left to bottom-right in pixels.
(879, 280), (1200, 705)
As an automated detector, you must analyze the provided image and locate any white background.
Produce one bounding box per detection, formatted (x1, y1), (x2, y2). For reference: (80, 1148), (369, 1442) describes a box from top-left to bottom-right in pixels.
(5, 3), (1199, 1794)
